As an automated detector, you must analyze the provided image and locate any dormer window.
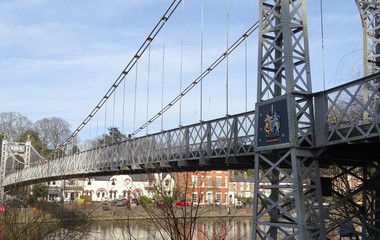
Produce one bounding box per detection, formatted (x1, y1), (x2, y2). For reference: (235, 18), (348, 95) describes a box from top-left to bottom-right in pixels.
(111, 178), (116, 185)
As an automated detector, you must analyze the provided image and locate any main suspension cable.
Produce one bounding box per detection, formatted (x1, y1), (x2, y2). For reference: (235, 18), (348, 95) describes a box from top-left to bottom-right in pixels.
(51, 0), (183, 156)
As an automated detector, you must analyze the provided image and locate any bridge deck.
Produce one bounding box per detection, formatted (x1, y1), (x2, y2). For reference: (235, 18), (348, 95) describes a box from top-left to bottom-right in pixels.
(3, 72), (380, 187)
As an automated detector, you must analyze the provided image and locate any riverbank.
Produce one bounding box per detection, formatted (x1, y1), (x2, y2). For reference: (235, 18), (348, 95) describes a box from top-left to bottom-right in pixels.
(74, 203), (253, 221)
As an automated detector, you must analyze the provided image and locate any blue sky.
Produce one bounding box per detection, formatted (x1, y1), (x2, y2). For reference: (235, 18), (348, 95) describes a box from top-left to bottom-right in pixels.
(0, 0), (364, 140)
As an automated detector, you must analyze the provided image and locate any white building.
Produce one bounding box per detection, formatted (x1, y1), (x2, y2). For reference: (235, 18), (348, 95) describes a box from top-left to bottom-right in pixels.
(48, 173), (174, 202)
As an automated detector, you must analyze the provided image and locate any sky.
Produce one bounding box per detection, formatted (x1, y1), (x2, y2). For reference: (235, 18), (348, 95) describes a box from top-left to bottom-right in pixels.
(0, 0), (364, 141)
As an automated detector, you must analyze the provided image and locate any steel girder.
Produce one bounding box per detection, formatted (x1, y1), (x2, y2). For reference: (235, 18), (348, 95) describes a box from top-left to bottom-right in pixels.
(356, 0), (380, 75)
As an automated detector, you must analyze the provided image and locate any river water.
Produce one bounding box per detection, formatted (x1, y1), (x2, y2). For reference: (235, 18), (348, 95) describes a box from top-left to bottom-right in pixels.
(82, 217), (252, 240)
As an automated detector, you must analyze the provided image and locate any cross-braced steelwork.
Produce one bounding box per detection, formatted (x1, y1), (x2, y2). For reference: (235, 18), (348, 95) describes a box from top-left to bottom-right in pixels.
(0, 137), (44, 198)
(253, 0), (324, 239)
(1, 1), (380, 239)
(319, 73), (380, 145)
(356, 0), (380, 75)
(320, 162), (380, 239)
(2, 112), (255, 187)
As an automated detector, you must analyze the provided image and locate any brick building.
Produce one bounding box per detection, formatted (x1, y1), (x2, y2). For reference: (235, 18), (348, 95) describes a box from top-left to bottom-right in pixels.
(174, 170), (231, 205)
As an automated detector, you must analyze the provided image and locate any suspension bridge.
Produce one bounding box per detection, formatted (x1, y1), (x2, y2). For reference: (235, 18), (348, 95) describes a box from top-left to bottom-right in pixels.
(1, 0), (380, 239)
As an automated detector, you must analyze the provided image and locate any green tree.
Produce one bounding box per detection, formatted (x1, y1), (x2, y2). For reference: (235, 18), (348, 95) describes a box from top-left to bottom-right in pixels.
(108, 127), (127, 143)
(18, 129), (50, 156)
(32, 183), (48, 199)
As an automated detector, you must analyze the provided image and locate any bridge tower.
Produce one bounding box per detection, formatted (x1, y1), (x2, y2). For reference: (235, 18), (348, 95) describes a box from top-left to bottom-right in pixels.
(253, 0), (325, 239)
(0, 138), (32, 198)
(356, 0), (380, 75)
(356, 1), (380, 239)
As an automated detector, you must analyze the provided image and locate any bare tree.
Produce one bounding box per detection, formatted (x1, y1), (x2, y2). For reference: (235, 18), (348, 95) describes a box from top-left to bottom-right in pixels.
(111, 169), (240, 240)
(0, 112), (33, 141)
(0, 184), (92, 240)
(34, 117), (71, 150)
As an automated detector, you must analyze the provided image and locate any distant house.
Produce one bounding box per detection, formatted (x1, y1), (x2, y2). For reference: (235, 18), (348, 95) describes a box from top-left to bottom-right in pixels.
(229, 172), (254, 205)
(83, 173), (174, 202)
(48, 173), (174, 202)
(174, 170), (231, 205)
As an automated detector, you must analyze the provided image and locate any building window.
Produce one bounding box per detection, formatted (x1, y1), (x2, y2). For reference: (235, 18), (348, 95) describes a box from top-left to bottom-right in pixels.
(192, 193), (197, 203)
(216, 193), (221, 204)
(125, 179), (131, 187)
(206, 192), (212, 204)
(165, 179), (170, 187)
(207, 176), (212, 187)
(216, 177), (222, 187)
(201, 176), (204, 187)
(192, 176), (198, 187)
(224, 177), (228, 187)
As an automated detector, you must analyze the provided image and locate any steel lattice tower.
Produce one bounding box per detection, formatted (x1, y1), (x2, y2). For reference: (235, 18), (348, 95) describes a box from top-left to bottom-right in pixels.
(356, 1), (380, 238)
(253, 0), (325, 239)
(356, 0), (380, 75)
(0, 138), (32, 199)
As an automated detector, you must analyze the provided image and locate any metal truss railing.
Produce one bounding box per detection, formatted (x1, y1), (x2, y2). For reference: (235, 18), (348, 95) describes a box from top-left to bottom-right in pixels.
(3, 111), (255, 186)
(322, 72), (380, 145)
(3, 73), (380, 187)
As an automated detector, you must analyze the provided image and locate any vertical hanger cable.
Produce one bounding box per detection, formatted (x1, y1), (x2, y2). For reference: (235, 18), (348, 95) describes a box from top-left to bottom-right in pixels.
(225, 0), (230, 115)
(179, 0), (185, 126)
(112, 89), (116, 142)
(245, 38), (248, 113)
(146, 45), (151, 135)
(161, 21), (167, 131)
(320, 0), (326, 90)
(134, 61), (139, 132)
(200, 0), (204, 121)
(121, 72), (126, 134)
(103, 101), (107, 145)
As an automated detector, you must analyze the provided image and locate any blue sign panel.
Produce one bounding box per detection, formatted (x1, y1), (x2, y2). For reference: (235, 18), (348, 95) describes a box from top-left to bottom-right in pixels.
(257, 98), (289, 147)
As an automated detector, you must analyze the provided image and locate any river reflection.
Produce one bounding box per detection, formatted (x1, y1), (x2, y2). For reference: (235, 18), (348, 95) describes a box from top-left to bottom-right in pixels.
(83, 217), (252, 240)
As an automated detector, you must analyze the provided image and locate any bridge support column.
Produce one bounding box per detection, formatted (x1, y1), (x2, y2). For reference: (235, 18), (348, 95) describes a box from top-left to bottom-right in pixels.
(374, 163), (380, 239)
(252, 149), (325, 239)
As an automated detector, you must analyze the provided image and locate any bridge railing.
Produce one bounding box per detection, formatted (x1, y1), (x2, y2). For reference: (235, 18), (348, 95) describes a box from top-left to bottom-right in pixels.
(5, 73), (379, 187)
(315, 72), (380, 145)
(3, 111), (256, 186)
